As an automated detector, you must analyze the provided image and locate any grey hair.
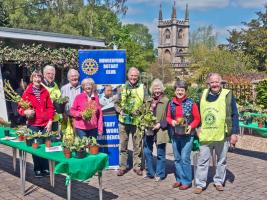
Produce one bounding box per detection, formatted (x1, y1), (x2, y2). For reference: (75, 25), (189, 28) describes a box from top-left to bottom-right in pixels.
(150, 79), (165, 93)
(128, 67), (140, 76)
(81, 78), (95, 90)
(43, 65), (55, 74)
(206, 72), (222, 83)
(67, 69), (79, 80)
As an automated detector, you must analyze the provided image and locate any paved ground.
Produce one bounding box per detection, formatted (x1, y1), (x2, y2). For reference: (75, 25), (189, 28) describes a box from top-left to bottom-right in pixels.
(0, 134), (267, 200)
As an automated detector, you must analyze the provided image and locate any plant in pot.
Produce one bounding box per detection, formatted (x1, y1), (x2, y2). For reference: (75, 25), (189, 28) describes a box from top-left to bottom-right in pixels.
(243, 112), (252, 125)
(89, 137), (100, 155)
(53, 95), (69, 114)
(17, 131), (25, 141)
(62, 138), (73, 159)
(43, 132), (52, 148)
(119, 88), (135, 124)
(25, 134), (34, 146)
(32, 131), (44, 144)
(71, 137), (88, 159)
(81, 101), (96, 121)
(254, 116), (265, 128)
(32, 139), (39, 149)
(136, 105), (157, 136)
(174, 117), (187, 136)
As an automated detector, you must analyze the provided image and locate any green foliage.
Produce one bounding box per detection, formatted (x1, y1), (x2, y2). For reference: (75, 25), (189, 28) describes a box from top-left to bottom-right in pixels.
(164, 86), (175, 100)
(70, 137), (88, 151)
(227, 5), (267, 71)
(136, 105), (157, 133)
(54, 96), (69, 104)
(186, 86), (204, 104)
(89, 136), (99, 146)
(256, 80), (267, 109)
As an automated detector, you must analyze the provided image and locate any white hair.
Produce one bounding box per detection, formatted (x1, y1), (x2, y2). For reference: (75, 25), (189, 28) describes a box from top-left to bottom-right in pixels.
(128, 67), (140, 76)
(43, 65), (55, 74)
(207, 72), (222, 83)
(67, 69), (79, 79)
(81, 78), (95, 90)
(150, 78), (165, 94)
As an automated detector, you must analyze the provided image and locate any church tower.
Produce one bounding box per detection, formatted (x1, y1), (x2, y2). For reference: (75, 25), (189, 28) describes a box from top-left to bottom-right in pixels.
(158, 2), (189, 68)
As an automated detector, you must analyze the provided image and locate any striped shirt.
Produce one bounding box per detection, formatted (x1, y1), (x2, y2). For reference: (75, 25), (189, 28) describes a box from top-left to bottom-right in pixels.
(32, 86), (41, 102)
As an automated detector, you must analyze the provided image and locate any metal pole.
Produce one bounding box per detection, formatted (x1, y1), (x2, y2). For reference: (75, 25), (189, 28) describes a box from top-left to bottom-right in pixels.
(12, 148), (17, 172)
(67, 180), (71, 200)
(98, 174), (102, 200)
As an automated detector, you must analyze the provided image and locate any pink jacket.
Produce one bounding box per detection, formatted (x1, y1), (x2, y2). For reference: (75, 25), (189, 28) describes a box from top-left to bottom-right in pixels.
(70, 92), (103, 134)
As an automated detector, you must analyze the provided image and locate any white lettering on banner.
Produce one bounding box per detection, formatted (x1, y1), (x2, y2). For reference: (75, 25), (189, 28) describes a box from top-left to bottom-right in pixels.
(106, 128), (119, 134)
(98, 135), (120, 140)
(103, 64), (119, 69)
(106, 70), (116, 74)
(99, 58), (124, 63)
(104, 122), (115, 127)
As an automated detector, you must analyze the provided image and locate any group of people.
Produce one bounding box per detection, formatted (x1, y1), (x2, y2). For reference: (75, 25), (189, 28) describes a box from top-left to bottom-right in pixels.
(114, 67), (239, 194)
(16, 65), (239, 194)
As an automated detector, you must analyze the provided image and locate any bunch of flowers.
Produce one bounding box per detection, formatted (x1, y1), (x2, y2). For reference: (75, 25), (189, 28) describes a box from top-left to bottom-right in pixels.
(81, 101), (96, 121)
(3, 80), (31, 109)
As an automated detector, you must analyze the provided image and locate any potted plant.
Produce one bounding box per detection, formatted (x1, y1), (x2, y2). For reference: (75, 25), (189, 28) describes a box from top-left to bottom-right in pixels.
(43, 132), (52, 148)
(81, 101), (96, 121)
(136, 106), (157, 136)
(174, 117), (187, 136)
(119, 88), (135, 124)
(62, 138), (73, 159)
(243, 112), (252, 125)
(17, 131), (25, 141)
(53, 96), (69, 114)
(89, 137), (100, 155)
(25, 134), (34, 146)
(71, 137), (88, 159)
(32, 139), (39, 149)
(254, 116), (265, 128)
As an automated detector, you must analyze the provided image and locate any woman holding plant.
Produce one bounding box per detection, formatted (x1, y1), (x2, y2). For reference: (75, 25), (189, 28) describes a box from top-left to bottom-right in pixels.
(143, 79), (169, 182)
(18, 70), (55, 178)
(70, 78), (103, 138)
(166, 80), (200, 190)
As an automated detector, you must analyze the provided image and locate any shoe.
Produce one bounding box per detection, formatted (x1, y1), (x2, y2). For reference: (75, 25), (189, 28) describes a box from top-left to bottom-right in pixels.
(172, 182), (181, 188)
(117, 169), (127, 176)
(42, 169), (50, 176)
(193, 187), (204, 194)
(179, 185), (191, 190)
(214, 184), (224, 191)
(143, 175), (154, 179)
(34, 170), (43, 178)
(133, 168), (143, 176)
(154, 176), (162, 182)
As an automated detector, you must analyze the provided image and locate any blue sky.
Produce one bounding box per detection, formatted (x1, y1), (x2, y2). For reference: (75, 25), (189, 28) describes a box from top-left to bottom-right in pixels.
(120, 0), (267, 47)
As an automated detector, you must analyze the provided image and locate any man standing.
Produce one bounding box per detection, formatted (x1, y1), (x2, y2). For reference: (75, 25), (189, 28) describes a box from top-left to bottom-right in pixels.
(42, 65), (61, 131)
(60, 69), (81, 116)
(194, 73), (239, 194)
(115, 67), (146, 176)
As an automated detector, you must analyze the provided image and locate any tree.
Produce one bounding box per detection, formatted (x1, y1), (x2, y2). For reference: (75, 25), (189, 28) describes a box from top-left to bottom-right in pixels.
(227, 4), (267, 71)
(85, 0), (127, 15)
(0, 1), (9, 26)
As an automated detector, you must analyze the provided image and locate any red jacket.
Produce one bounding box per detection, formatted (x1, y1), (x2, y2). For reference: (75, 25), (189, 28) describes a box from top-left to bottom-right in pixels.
(18, 83), (54, 127)
(166, 96), (200, 129)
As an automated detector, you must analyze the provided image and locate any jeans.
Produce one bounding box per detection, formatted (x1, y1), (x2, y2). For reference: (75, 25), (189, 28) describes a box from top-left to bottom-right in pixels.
(27, 125), (49, 172)
(195, 139), (229, 188)
(76, 128), (98, 138)
(144, 135), (166, 179)
(172, 135), (193, 186)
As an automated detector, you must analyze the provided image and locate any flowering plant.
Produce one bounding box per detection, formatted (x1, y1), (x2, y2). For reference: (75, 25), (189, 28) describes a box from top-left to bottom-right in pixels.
(81, 101), (96, 121)
(3, 80), (31, 109)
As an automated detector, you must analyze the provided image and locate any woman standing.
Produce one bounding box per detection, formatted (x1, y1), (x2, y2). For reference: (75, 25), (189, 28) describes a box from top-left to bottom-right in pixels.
(143, 79), (169, 181)
(166, 80), (200, 190)
(18, 70), (54, 177)
(70, 78), (103, 138)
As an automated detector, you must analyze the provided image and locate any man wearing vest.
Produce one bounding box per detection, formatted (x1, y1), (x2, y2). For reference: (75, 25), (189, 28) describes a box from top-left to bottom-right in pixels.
(194, 73), (239, 194)
(115, 67), (146, 176)
(42, 65), (62, 132)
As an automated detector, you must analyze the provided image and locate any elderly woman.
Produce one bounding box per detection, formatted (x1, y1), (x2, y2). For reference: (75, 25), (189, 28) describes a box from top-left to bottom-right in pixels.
(143, 79), (169, 181)
(70, 78), (103, 138)
(18, 70), (54, 178)
(166, 80), (200, 190)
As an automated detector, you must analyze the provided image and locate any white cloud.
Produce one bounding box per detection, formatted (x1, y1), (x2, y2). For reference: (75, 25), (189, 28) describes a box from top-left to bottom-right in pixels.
(214, 24), (246, 43)
(234, 0), (267, 8)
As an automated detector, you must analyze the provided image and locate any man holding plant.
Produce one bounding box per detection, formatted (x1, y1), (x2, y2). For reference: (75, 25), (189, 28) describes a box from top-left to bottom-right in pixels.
(194, 73), (239, 194)
(166, 80), (200, 190)
(115, 67), (146, 176)
(18, 70), (54, 177)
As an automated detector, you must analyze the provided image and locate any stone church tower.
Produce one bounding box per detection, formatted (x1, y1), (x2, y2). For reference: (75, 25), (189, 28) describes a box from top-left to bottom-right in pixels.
(158, 2), (189, 68)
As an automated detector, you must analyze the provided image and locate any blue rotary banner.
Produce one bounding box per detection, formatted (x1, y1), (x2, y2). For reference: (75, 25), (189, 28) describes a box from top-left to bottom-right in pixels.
(78, 50), (126, 84)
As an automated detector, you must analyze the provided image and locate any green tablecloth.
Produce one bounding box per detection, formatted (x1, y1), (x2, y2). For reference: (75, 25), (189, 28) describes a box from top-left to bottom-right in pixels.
(239, 122), (267, 137)
(0, 127), (109, 182)
(249, 113), (267, 117)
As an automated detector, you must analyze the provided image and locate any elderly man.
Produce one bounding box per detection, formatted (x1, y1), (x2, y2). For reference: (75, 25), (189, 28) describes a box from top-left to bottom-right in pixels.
(42, 65), (61, 131)
(115, 67), (146, 176)
(60, 69), (81, 116)
(194, 73), (239, 194)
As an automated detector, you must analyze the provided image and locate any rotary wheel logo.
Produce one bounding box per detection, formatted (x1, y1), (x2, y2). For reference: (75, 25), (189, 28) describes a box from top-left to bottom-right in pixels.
(205, 113), (216, 125)
(82, 58), (99, 75)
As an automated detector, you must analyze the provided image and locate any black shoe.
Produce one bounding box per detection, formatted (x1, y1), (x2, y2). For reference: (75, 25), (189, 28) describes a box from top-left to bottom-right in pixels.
(35, 170), (43, 178)
(42, 169), (50, 176)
